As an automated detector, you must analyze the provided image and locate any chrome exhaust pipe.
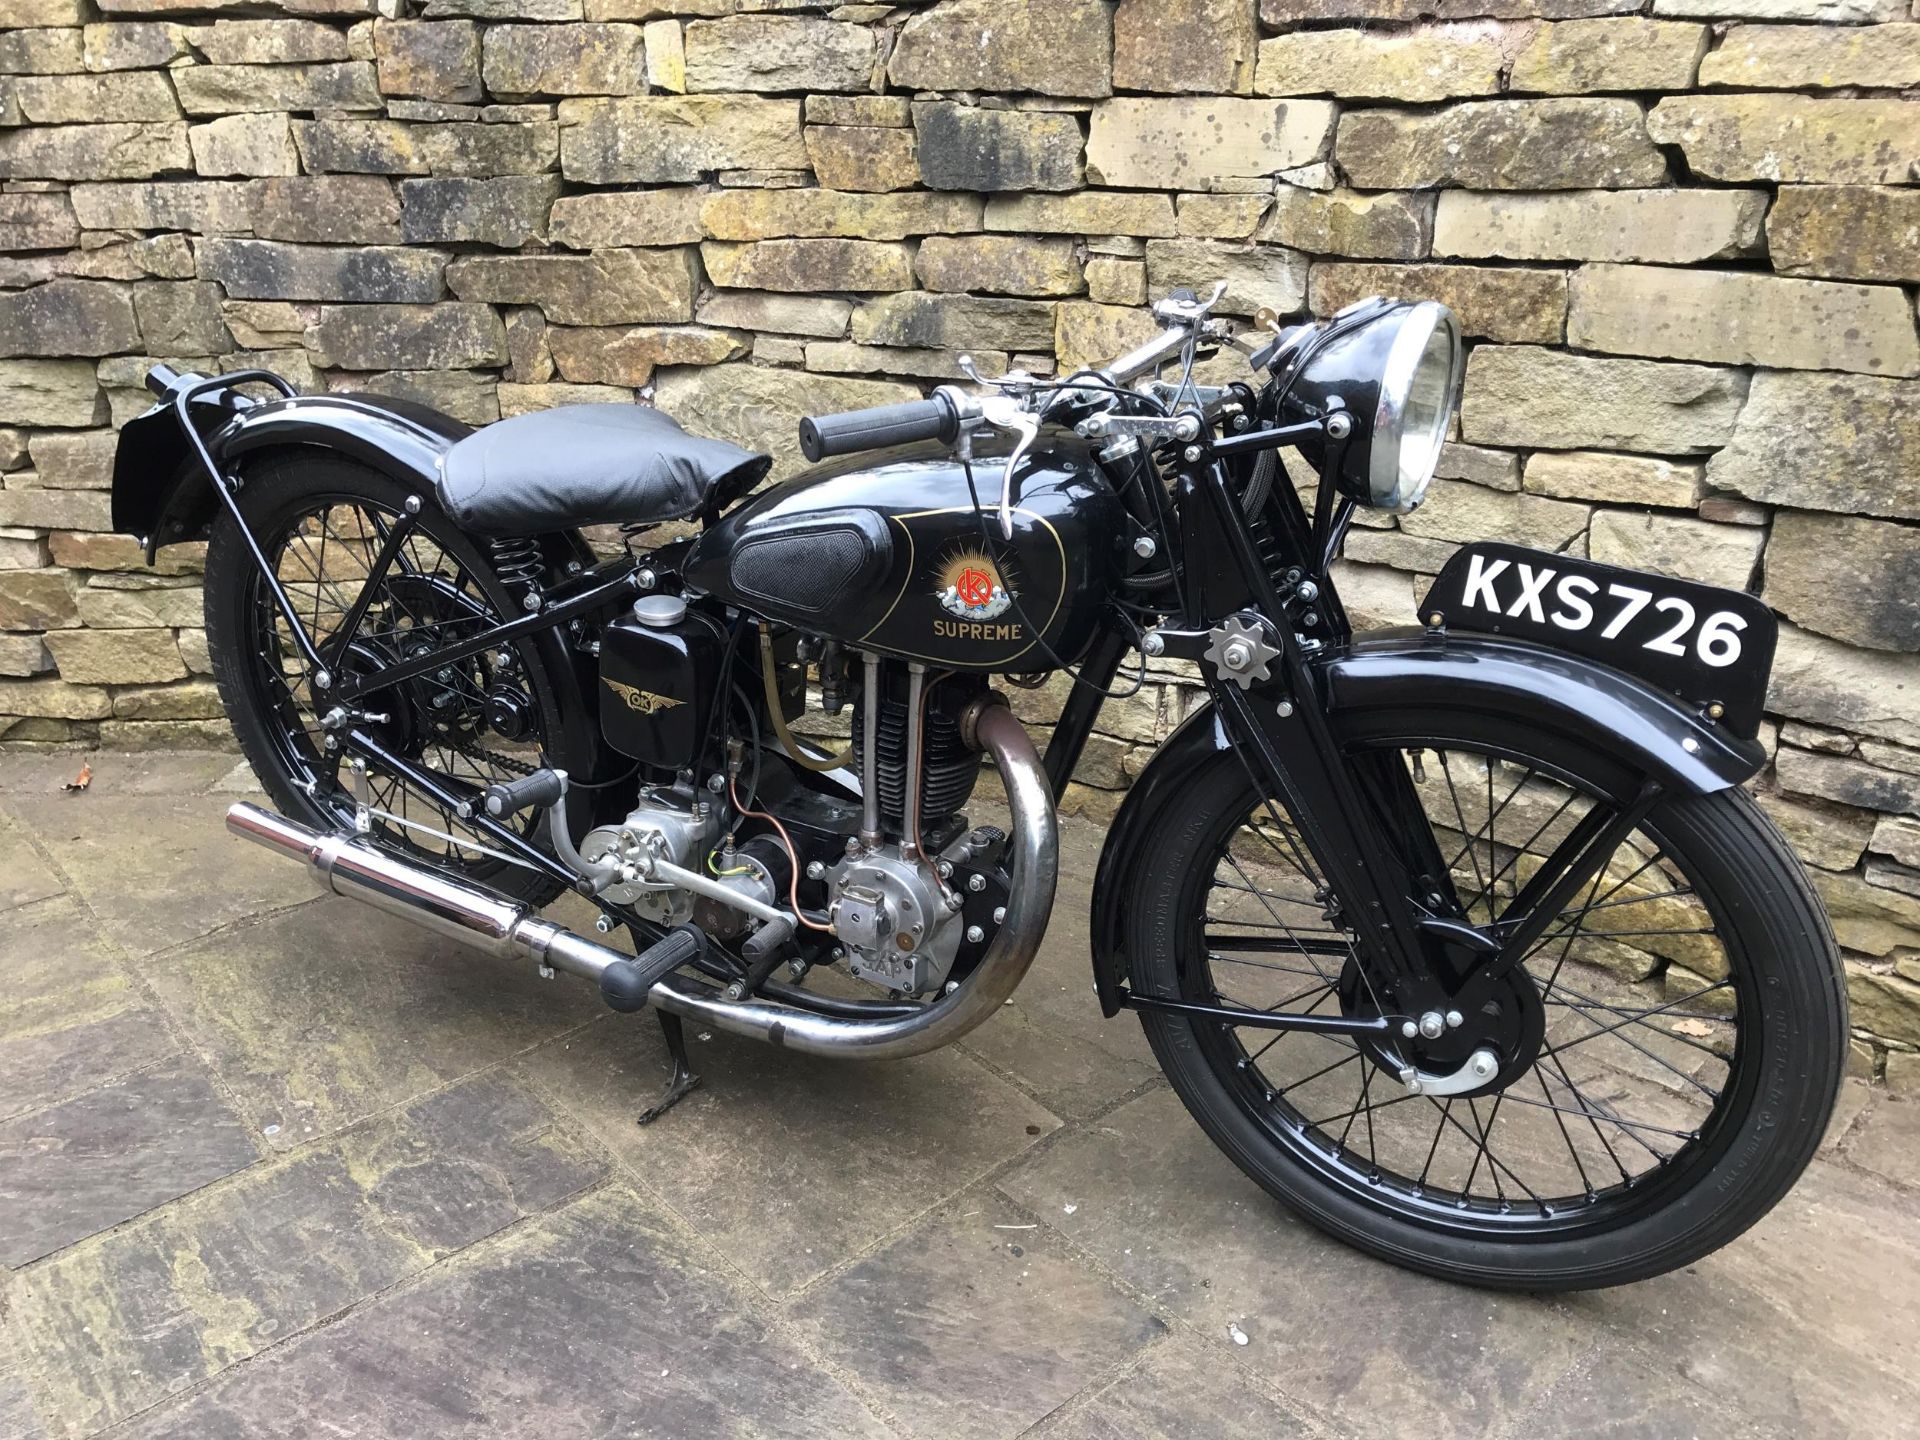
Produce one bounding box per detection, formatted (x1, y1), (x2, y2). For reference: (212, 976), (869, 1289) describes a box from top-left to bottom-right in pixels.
(225, 803), (629, 985)
(226, 701), (1059, 1061)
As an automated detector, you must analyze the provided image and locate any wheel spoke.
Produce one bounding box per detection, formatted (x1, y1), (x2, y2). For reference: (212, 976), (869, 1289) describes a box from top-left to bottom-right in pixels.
(1497, 1089), (1700, 1144)
(1208, 953), (1341, 980)
(1538, 1062), (1672, 1163)
(1220, 852), (1349, 991)
(1537, 1065), (1597, 1199)
(1416, 1099), (1451, 1190)
(1478, 786), (1580, 903)
(1542, 981), (1733, 1059)
(1435, 750), (1492, 911)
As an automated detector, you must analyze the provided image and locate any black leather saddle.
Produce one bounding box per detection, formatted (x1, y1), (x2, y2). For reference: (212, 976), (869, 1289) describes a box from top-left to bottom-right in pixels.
(435, 404), (771, 538)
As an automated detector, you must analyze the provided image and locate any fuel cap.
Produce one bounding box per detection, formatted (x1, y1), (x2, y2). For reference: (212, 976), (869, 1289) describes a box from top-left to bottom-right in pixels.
(632, 594), (687, 628)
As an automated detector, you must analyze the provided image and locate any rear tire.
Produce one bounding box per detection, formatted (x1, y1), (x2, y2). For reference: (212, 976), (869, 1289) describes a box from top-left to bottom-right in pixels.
(1127, 708), (1846, 1290)
(204, 450), (581, 906)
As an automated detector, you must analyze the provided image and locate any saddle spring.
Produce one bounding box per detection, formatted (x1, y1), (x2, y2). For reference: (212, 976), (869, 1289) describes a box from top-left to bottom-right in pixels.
(489, 535), (543, 595)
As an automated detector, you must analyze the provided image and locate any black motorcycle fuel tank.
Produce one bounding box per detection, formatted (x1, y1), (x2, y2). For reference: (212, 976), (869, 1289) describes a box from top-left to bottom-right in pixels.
(684, 436), (1127, 672)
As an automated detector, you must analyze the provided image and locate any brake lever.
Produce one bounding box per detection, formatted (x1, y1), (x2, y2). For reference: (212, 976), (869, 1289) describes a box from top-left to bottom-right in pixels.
(949, 391), (1039, 541)
(957, 354), (1039, 394)
(998, 411), (1039, 540)
(944, 363), (1052, 538)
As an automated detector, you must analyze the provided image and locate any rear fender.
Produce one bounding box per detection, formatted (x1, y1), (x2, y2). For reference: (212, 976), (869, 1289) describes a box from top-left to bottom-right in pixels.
(113, 392), (472, 563)
(1086, 628), (1767, 1016)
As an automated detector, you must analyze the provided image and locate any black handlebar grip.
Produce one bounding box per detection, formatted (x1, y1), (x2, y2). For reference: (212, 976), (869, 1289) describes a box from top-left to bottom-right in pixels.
(798, 395), (959, 463)
(145, 363), (182, 397)
(482, 768), (567, 819)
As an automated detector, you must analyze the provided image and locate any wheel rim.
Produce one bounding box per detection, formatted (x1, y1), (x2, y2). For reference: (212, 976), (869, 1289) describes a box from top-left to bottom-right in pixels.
(1183, 733), (1757, 1238)
(241, 494), (550, 872)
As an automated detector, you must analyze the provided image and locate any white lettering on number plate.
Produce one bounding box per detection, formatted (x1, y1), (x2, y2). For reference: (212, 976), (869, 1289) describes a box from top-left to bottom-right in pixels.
(1458, 559), (1746, 668)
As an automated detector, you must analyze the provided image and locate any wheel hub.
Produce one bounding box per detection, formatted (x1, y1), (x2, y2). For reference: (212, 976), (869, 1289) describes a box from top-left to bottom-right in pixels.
(1338, 944), (1546, 1099)
(373, 573), (498, 754)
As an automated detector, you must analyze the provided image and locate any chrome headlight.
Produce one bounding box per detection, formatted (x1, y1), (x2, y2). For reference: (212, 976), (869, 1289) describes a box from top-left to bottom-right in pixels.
(1273, 299), (1462, 513)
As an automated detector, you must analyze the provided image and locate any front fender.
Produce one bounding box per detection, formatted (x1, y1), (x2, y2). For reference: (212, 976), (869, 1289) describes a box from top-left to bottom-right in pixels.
(1087, 629), (1767, 1016)
(113, 391), (471, 562)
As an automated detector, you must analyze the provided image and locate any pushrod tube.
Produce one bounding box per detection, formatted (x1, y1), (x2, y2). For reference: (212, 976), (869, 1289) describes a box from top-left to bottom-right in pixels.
(901, 663), (927, 860)
(859, 651), (883, 846)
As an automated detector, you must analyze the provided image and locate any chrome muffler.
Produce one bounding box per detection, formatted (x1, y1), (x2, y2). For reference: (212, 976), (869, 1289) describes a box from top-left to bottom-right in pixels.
(226, 702), (1058, 1060)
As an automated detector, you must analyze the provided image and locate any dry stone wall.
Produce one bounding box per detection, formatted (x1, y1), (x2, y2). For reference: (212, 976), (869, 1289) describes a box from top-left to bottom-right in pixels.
(1, 0), (1917, 1058)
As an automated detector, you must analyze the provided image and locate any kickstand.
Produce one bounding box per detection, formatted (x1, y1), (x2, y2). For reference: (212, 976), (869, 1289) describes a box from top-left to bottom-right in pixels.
(637, 1010), (701, 1126)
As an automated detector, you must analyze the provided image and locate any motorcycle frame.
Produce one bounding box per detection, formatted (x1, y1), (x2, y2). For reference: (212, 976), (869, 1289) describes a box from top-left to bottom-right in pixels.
(159, 365), (1751, 1045)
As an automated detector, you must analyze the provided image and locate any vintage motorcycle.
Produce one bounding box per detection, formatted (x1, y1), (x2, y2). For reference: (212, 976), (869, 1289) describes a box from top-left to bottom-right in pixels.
(112, 283), (1845, 1290)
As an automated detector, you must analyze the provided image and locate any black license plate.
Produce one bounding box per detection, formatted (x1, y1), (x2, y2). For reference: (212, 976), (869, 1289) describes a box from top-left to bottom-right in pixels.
(1418, 542), (1776, 738)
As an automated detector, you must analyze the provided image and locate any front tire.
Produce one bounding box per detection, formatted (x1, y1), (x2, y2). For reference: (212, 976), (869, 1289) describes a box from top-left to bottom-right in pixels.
(1127, 707), (1846, 1290)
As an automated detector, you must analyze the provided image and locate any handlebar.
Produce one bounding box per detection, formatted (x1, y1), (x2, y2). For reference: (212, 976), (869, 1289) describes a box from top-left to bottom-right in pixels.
(792, 285), (1245, 536)
(797, 393), (963, 463)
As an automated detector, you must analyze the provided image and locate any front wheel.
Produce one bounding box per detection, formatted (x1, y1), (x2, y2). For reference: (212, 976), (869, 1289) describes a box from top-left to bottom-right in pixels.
(1127, 705), (1846, 1290)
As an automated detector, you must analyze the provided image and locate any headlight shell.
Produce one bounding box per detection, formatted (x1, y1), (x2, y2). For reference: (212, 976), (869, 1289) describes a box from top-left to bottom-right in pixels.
(1272, 299), (1463, 514)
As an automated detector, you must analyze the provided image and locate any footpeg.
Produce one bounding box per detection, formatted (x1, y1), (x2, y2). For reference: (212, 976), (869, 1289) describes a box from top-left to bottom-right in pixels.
(599, 923), (706, 1012)
(482, 767), (566, 819)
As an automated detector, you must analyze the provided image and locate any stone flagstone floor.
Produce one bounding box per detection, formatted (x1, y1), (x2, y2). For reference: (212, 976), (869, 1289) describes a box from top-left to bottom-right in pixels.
(1, 749), (1916, 1439)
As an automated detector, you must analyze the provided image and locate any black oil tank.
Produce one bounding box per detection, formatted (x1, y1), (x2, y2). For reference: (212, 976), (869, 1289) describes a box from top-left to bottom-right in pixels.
(598, 594), (725, 768)
(683, 435), (1126, 673)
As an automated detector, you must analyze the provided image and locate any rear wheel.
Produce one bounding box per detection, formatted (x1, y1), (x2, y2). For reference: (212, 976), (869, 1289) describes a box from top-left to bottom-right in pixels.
(204, 451), (581, 905)
(1127, 705), (1846, 1290)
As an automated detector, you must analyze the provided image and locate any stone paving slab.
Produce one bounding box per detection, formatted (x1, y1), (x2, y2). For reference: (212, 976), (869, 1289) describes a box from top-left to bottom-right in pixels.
(0, 897), (178, 1124)
(1, 792), (317, 958)
(0, 749), (1915, 1439)
(0, 1319), (48, 1440)
(787, 1187), (1166, 1440)
(1840, 1086), (1920, 1190)
(142, 896), (605, 1150)
(999, 1086), (1591, 1440)
(956, 902), (1162, 1124)
(12, 1073), (604, 1439)
(0, 1059), (261, 1268)
(1562, 1158), (1920, 1436)
(1032, 1332), (1319, 1439)
(0, 823), (63, 913)
(0, 752), (244, 799)
(521, 1014), (1062, 1299)
(1504, 1346), (1792, 1440)
(116, 1185), (894, 1440)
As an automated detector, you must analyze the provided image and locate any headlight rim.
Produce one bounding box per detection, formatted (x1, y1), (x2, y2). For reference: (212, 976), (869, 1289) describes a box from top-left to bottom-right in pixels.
(1366, 299), (1462, 515)
(1265, 296), (1465, 517)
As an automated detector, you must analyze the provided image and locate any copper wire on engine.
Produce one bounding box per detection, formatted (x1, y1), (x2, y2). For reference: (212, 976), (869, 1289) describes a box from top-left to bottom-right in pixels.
(728, 771), (835, 932)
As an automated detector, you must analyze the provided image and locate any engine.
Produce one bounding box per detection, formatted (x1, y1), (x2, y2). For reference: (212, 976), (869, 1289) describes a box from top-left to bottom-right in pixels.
(587, 587), (1013, 997)
(848, 674), (981, 830)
